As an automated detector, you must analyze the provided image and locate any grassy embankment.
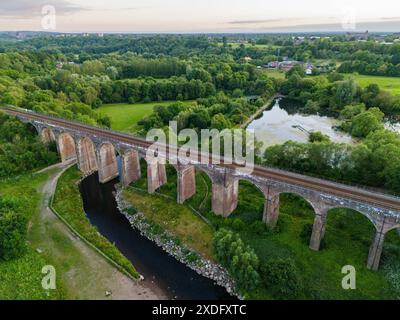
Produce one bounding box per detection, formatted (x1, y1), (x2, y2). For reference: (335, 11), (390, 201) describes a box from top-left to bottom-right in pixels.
(52, 165), (140, 279)
(123, 163), (400, 299)
(0, 171), (66, 299)
(97, 101), (193, 133)
(343, 74), (400, 95)
(123, 161), (214, 260)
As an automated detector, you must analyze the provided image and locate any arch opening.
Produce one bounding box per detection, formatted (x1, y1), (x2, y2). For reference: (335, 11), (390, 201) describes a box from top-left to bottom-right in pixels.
(380, 228), (400, 275)
(230, 179), (266, 224)
(185, 167), (213, 213)
(323, 207), (376, 258)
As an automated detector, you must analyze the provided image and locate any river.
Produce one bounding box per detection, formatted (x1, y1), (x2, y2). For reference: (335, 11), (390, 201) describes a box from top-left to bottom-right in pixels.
(247, 98), (354, 150)
(79, 172), (233, 300)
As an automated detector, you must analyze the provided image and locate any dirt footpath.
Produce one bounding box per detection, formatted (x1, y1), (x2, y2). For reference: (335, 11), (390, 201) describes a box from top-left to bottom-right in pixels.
(32, 161), (166, 300)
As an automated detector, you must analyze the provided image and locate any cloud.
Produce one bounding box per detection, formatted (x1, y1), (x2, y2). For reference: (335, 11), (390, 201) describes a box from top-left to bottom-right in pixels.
(0, 0), (84, 18)
(228, 18), (285, 25)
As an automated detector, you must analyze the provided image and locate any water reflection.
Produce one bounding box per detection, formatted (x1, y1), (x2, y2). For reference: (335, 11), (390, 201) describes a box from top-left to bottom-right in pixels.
(247, 99), (354, 150)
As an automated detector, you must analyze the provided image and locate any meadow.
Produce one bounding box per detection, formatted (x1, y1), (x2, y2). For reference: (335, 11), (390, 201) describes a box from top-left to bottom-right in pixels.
(344, 74), (400, 95)
(97, 101), (193, 132)
(260, 68), (286, 80)
(0, 171), (66, 299)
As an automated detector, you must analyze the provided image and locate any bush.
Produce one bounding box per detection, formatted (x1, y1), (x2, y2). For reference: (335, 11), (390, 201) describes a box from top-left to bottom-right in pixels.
(231, 218), (245, 231)
(261, 258), (302, 299)
(0, 211), (27, 260)
(213, 229), (260, 292)
(249, 221), (270, 235)
(125, 207), (138, 215)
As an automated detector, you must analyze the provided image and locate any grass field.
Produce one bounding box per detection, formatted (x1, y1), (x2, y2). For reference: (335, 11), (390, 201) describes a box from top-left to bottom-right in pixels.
(344, 74), (400, 95)
(123, 165), (400, 299)
(261, 68), (286, 80)
(98, 101), (194, 132)
(0, 172), (66, 300)
(53, 166), (140, 279)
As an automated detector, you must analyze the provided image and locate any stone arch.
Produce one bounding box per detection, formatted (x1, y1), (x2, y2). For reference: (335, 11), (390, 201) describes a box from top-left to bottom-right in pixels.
(40, 127), (56, 144)
(97, 142), (119, 183)
(263, 188), (320, 229)
(383, 223), (400, 235)
(193, 165), (216, 184)
(230, 178), (267, 223)
(76, 137), (98, 174)
(57, 132), (76, 163)
(327, 206), (379, 231)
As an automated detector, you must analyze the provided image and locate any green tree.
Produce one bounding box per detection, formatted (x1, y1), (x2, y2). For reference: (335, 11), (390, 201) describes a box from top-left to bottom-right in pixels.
(261, 258), (302, 299)
(350, 107), (384, 138)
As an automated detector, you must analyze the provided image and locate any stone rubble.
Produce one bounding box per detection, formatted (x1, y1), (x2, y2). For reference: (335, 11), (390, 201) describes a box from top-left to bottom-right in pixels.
(113, 185), (241, 299)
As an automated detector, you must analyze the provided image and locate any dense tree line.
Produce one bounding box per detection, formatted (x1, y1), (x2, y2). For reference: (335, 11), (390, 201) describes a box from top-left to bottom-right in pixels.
(280, 67), (400, 118)
(264, 128), (400, 194)
(138, 93), (267, 132)
(0, 113), (58, 178)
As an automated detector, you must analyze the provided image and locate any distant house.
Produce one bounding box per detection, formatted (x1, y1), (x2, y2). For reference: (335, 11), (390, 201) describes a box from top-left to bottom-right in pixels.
(305, 62), (315, 75)
(244, 56), (252, 62)
(55, 61), (64, 70)
(278, 60), (303, 72)
(266, 61), (279, 68)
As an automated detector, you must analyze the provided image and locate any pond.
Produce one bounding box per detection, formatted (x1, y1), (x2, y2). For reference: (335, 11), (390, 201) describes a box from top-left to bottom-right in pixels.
(247, 98), (354, 150)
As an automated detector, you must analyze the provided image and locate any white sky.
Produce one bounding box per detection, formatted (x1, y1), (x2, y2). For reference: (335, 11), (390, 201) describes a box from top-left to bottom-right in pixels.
(0, 0), (399, 33)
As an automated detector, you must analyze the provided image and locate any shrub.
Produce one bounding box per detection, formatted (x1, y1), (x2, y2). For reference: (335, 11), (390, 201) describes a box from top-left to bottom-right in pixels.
(261, 258), (302, 299)
(213, 229), (260, 292)
(231, 218), (245, 231)
(125, 207), (137, 215)
(0, 211), (27, 260)
(300, 223), (326, 249)
(249, 221), (270, 235)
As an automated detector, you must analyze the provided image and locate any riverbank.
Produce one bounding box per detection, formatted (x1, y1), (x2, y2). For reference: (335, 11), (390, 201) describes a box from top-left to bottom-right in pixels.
(240, 94), (283, 129)
(115, 185), (239, 298)
(50, 164), (165, 299)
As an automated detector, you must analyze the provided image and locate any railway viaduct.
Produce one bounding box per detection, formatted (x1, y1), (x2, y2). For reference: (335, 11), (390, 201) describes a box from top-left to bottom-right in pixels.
(6, 108), (400, 271)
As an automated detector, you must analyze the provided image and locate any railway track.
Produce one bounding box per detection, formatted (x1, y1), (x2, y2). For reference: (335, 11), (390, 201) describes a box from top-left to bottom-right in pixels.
(4, 107), (400, 212)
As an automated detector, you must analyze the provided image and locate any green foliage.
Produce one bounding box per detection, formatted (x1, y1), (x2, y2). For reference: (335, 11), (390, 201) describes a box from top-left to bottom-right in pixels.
(0, 197), (27, 260)
(53, 166), (140, 279)
(261, 258), (302, 299)
(264, 127), (400, 194)
(302, 100), (320, 114)
(0, 113), (59, 178)
(213, 229), (260, 292)
(349, 107), (384, 138)
(309, 131), (330, 143)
